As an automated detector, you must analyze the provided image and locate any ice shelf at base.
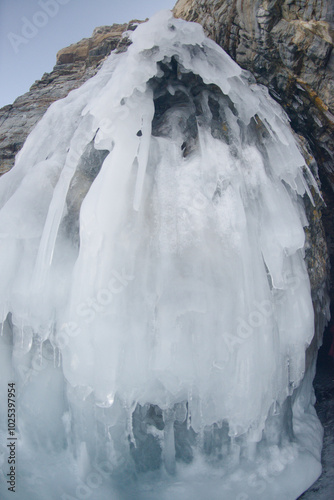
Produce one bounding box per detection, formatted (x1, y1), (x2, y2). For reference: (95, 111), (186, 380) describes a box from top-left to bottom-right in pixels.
(0, 9), (324, 500)
(0, 451), (323, 500)
(0, 366), (323, 500)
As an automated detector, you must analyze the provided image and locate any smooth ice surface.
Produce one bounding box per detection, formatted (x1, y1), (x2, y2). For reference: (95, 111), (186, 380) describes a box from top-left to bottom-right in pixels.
(0, 10), (323, 500)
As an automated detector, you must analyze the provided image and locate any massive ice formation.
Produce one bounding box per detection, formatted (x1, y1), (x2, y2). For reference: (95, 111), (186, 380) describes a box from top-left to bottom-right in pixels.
(0, 11), (323, 500)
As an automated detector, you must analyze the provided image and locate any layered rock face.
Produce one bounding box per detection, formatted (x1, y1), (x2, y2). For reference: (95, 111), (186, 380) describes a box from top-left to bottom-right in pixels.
(174, 0), (334, 304)
(0, 21), (141, 175)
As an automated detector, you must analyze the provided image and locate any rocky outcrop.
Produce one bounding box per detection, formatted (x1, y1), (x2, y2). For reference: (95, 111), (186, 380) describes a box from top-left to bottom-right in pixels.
(0, 21), (142, 175)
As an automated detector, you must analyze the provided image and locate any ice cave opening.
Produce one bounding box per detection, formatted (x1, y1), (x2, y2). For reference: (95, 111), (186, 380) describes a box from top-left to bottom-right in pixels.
(0, 10), (329, 500)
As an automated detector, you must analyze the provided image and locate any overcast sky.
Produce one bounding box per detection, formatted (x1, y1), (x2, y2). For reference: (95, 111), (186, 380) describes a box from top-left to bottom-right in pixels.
(0, 0), (176, 109)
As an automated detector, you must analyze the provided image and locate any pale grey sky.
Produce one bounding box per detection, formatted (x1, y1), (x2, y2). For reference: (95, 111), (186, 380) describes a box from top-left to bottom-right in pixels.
(0, 0), (176, 108)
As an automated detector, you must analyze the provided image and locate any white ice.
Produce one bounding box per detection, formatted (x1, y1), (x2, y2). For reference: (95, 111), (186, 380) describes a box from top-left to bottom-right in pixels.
(0, 10), (324, 500)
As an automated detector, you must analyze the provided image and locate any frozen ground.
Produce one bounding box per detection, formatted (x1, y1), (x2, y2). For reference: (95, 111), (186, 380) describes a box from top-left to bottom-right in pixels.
(299, 328), (334, 499)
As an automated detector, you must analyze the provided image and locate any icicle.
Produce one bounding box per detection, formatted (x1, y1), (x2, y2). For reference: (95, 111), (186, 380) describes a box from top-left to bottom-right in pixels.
(126, 401), (137, 448)
(0, 10), (323, 499)
(31, 116), (96, 293)
(229, 437), (240, 467)
(133, 100), (154, 211)
(163, 408), (176, 474)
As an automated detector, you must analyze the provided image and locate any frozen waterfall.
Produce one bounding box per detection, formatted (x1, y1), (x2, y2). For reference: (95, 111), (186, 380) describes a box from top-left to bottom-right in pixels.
(0, 10), (324, 500)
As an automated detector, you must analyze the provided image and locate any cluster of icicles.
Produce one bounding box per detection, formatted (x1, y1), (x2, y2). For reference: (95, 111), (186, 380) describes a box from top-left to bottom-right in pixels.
(0, 10), (323, 500)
